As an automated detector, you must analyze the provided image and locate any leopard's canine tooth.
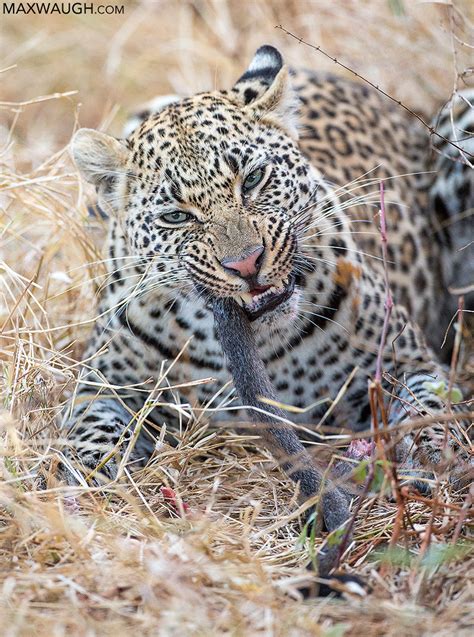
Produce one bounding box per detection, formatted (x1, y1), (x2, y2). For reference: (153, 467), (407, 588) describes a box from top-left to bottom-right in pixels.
(240, 293), (254, 305)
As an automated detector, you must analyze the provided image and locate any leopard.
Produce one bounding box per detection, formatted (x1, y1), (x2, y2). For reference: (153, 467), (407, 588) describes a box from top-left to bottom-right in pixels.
(67, 45), (473, 506)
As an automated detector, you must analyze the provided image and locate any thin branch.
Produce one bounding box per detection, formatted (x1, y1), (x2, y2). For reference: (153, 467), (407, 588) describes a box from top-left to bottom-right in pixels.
(375, 181), (394, 384)
(275, 25), (474, 161)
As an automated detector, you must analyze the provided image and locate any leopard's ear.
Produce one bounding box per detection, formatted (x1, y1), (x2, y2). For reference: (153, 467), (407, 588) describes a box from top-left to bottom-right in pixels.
(232, 45), (299, 139)
(71, 129), (129, 186)
(71, 129), (130, 214)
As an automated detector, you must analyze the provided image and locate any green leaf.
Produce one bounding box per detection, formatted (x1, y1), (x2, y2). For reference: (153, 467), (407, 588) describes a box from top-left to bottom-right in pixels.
(297, 510), (318, 547)
(353, 458), (369, 484)
(4, 456), (17, 476)
(388, 0), (405, 17)
(422, 380), (447, 397)
(422, 543), (471, 569)
(371, 546), (413, 567)
(327, 526), (346, 548)
(353, 459), (389, 494)
(422, 380), (463, 402)
(449, 387), (463, 403)
(371, 460), (389, 493)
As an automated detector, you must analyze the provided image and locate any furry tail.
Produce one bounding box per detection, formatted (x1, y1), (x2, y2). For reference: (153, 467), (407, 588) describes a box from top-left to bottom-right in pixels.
(211, 297), (354, 586)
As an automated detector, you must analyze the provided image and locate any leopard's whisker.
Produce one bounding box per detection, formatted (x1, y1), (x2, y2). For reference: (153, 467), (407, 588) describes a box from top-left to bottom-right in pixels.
(297, 307), (349, 334)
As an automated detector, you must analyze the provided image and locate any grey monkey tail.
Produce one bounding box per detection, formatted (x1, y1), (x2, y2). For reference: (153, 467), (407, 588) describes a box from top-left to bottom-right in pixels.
(211, 297), (354, 583)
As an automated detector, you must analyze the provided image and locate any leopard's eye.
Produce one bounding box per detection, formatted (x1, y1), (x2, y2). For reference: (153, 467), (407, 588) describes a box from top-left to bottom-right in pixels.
(160, 211), (194, 224)
(243, 167), (265, 191)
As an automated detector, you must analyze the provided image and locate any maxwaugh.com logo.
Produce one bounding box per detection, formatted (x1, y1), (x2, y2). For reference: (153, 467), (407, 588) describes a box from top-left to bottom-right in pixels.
(3, 2), (125, 14)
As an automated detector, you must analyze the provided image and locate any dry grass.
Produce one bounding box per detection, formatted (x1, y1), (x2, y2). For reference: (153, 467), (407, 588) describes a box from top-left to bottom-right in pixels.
(0, 1), (473, 635)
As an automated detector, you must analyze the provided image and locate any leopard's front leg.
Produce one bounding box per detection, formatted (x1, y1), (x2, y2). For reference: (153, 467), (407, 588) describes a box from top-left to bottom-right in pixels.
(61, 383), (157, 484)
(60, 311), (170, 484)
(388, 370), (472, 492)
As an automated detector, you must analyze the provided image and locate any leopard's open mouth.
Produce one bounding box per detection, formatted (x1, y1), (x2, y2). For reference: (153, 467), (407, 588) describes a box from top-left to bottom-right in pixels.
(237, 275), (296, 321)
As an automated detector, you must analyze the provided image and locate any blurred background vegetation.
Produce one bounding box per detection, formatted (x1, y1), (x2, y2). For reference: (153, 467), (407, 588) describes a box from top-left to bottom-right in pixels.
(2, 0), (472, 166)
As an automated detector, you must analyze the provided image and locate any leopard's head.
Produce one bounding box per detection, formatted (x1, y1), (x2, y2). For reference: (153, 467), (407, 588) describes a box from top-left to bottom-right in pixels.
(72, 46), (322, 325)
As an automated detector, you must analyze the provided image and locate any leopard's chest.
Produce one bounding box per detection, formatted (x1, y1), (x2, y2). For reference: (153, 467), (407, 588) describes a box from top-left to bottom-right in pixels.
(114, 289), (370, 431)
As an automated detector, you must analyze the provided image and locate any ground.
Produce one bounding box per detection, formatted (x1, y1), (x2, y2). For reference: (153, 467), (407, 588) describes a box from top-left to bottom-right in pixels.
(0, 1), (472, 635)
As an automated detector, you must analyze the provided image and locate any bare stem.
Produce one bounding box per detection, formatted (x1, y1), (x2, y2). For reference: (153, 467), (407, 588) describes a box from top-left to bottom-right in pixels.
(275, 25), (474, 161)
(375, 181), (394, 384)
(447, 295), (464, 411)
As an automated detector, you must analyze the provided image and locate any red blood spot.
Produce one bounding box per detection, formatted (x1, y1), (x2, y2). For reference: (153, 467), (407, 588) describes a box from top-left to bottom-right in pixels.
(160, 486), (191, 515)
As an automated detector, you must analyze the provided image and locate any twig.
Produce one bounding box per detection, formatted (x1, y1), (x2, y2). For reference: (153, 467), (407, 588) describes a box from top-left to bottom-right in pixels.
(401, 487), (469, 513)
(371, 182), (405, 565)
(418, 492), (439, 560)
(337, 181), (401, 563)
(447, 295), (464, 411)
(0, 90), (78, 109)
(451, 486), (473, 544)
(275, 25), (474, 161)
(375, 182), (394, 385)
(375, 184), (404, 550)
(336, 460), (375, 565)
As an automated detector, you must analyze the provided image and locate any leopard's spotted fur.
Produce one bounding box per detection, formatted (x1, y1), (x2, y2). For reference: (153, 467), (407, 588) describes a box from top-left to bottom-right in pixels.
(68, 46), (472, 489)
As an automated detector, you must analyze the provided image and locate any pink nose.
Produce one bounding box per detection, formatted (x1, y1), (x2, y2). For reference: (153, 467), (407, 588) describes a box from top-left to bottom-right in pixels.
(221, 245), (264, 279)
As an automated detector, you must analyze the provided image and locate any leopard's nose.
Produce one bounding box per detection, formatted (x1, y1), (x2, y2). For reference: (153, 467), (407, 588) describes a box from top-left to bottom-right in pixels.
(220, 245), (264, 279)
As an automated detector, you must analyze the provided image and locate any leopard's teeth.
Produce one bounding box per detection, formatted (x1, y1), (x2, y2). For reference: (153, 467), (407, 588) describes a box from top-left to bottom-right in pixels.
(240, 293), (254, 305)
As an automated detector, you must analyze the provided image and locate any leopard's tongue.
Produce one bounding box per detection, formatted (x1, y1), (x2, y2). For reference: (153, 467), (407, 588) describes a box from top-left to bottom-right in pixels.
(249, 284), (271, 298)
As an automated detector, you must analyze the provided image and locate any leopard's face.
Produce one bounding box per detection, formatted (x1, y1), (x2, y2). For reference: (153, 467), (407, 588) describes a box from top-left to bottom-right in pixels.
(72, 46), (321, 326)
(122, 93), (317, 324)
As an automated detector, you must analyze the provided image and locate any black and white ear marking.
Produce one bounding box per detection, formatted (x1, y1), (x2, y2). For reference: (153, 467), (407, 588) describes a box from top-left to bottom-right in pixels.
(238, 45), (283, 87)
(233, 45), (299, 138)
